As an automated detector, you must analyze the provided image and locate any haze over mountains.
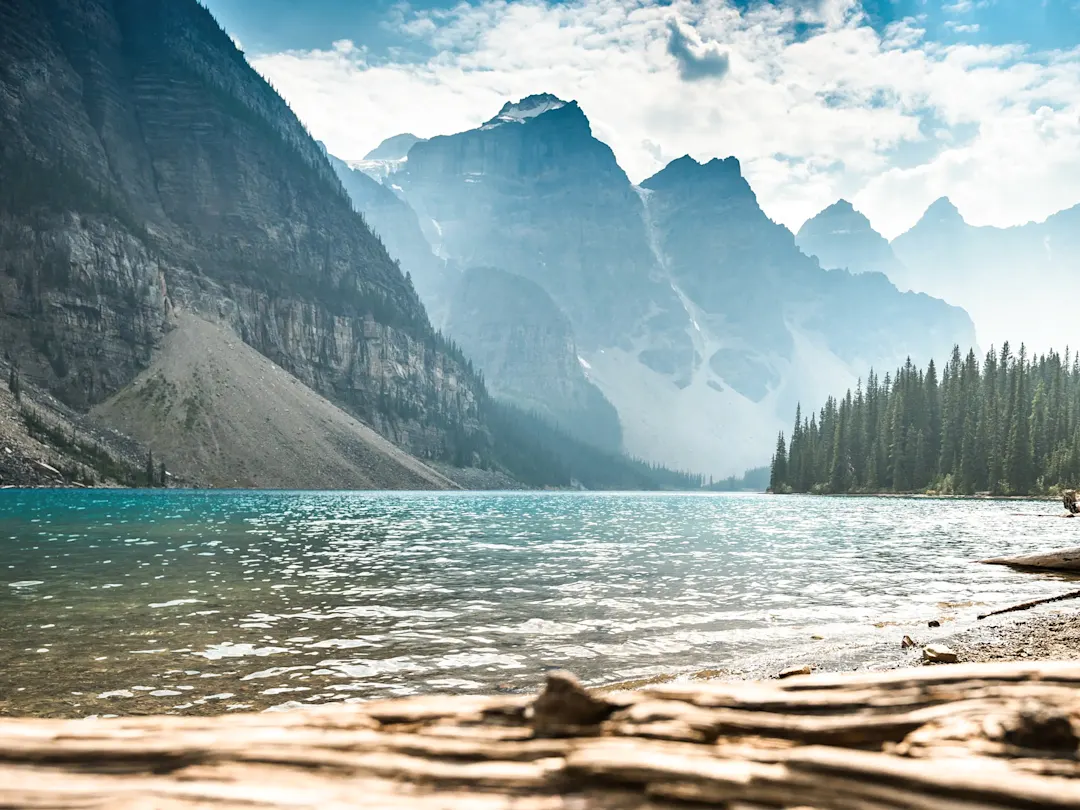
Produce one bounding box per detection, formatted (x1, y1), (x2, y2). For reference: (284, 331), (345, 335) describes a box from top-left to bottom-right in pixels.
(797, 197), (1080, 355)
(5, 0), (1063, 487)
(339, 94), (976, 477)
(0, 0), (704, 490)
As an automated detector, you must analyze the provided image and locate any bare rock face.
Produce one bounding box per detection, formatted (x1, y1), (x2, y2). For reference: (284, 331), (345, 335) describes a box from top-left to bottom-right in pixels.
(445, 267), (622, 452)
(323, 147), (454, 328)
(397, 97), (691, 357)
(0, 0), (484, 462)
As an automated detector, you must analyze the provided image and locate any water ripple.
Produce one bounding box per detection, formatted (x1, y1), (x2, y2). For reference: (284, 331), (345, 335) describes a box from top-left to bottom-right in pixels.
(0, 490), (1076, 716)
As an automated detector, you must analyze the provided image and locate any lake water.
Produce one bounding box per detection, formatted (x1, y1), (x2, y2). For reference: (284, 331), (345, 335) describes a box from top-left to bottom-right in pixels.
(1, 489), (1077, 717)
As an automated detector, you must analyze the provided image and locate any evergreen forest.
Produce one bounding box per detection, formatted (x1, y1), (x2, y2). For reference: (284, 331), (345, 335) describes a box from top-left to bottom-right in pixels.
(769, 343), (1080, 495)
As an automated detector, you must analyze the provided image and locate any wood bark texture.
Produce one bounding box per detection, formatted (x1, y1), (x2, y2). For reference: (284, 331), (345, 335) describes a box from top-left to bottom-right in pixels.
(5, 663), (1080, 808)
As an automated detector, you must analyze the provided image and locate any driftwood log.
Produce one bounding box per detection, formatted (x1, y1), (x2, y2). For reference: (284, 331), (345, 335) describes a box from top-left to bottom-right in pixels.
(6, 664), (1080, 807)
(982, 546), (1080, 571)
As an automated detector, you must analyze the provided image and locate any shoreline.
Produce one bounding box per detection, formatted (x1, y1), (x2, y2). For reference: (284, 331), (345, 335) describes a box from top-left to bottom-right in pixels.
(598, 604), (1080, 693)
(774, 491), (1061, 501)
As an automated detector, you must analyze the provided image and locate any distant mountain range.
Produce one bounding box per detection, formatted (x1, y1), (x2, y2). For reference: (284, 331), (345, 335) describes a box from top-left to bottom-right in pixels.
(0, 0), (1005, 485)
(340, 94), (977, 477)
(797, 197), (1079, 354)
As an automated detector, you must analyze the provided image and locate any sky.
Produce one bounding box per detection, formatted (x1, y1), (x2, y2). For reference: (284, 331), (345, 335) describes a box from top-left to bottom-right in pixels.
(203, 0), (1080, 238)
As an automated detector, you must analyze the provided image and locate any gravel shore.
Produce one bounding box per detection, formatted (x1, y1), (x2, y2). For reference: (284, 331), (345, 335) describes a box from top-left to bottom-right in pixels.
(947, 608), (1080, 663)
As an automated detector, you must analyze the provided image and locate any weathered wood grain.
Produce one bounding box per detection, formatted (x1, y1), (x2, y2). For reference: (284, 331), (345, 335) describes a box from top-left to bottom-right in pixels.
(4, 665), (1080, 808)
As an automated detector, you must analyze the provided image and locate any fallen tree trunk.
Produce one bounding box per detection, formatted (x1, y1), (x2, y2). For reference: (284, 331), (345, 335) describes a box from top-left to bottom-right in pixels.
(982, 546), (1080, 571)
(6, 663), (1080, 807)
(978, 588), (1080, 619)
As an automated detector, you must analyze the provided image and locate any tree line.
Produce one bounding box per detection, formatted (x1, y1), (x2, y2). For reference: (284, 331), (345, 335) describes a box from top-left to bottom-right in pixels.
(770, 343), (1080, 496)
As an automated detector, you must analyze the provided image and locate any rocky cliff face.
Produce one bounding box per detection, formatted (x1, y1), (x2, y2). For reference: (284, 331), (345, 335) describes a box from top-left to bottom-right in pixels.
(445, 267), (622, 452)
(890, 198), (1080, 352)
(324, 147), (453, 327)
(378, 97), (977, 476)
(397, 96), (690, 356)
(795, 200), (906, 279)
(0, 0), (484, 461)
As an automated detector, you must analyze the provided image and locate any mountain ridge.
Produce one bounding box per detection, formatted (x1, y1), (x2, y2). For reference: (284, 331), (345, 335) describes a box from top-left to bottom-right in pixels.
(373, 94), (978, 476)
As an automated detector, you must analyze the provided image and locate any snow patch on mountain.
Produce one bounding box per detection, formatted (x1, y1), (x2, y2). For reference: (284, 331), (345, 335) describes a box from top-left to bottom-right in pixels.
(482, 94), (566, 129)
(349, 157), (407, 184)
(581, 326), (861, 478)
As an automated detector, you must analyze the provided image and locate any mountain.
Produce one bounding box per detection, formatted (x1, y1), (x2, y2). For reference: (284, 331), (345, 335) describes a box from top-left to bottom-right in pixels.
(795, 199), (906, 279)
(633, 156), (975, 471)
(377, 96), (977, 477)
(0, 0), (490, 485)
(397, 95), (690, 354)
(891, 197), (1080, 352)
(365, 133), (425, 161)
(445, 267), (622, 452)
(323, 146), (453, 324)
(351, 133), (428, 184)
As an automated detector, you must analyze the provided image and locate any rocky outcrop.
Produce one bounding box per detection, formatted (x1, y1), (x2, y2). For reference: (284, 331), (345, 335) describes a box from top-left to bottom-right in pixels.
(323, 147), (453, 326)
(0, 0), (484, 464)
(445, 267), (622, 452)
(891, 197), (1079, 352)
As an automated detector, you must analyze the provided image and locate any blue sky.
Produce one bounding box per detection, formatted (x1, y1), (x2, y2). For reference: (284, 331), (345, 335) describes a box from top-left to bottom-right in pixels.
(203, 0), (1080, 237)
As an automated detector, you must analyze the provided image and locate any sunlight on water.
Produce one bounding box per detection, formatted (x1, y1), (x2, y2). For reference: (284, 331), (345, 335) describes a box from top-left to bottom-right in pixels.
(0, 489), (1076, 717)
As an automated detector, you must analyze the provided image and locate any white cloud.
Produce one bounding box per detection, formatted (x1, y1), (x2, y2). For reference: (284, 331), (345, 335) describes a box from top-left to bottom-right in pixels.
(250, 0), (1080, 239)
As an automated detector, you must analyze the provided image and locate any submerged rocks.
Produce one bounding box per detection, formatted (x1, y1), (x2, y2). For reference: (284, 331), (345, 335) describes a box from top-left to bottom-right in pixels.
(901, 635), (917, 649)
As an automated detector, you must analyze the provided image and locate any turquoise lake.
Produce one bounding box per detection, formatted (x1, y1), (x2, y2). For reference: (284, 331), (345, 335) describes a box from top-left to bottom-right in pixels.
(0, 489), (1075, 717)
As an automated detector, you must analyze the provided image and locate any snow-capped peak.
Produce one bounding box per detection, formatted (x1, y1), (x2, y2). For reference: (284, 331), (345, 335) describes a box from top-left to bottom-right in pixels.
(482, 93), (567, 129)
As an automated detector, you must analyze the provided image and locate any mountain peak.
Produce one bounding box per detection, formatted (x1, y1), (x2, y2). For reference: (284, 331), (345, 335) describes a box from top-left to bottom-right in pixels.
(800, 199), (874, 233)
(795, 197), (897, 275)
(364, 133), (425, 161)
(640, 154), (748, 196)
(483, 93), (569, 128)
(922, 196), (964, 223)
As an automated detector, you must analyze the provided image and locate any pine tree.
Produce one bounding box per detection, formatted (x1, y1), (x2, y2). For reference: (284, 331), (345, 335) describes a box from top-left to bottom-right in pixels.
(1005, 352), (1034, 493)
(769, 432), (788, 492)
(8, 364), (20, 403)
(912, 429), (927, 491)
(788, 405), (803, 489)
(146, 449), (155, 488)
